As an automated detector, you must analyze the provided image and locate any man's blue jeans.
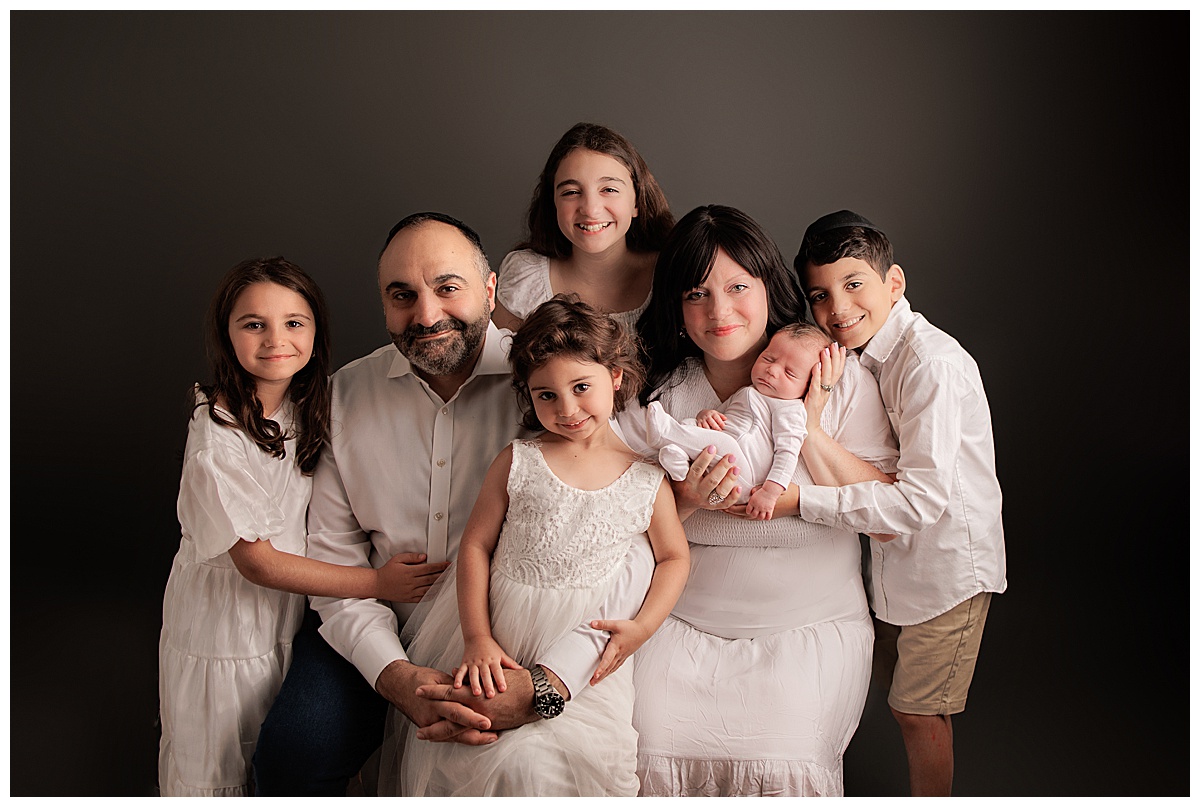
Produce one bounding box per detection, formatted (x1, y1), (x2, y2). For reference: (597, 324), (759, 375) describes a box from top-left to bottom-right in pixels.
(252, 607), (388, 795)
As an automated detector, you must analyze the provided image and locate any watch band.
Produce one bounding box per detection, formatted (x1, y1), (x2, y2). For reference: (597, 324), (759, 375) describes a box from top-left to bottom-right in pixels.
(530, 664), (565, 719)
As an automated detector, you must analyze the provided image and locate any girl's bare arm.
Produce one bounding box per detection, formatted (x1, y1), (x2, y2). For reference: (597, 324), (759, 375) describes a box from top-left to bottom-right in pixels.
(229, 539), (448, 602)
(589, 478), (690, 684)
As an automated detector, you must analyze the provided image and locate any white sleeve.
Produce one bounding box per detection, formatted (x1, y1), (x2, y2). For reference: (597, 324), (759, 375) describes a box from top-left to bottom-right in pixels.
(764, 401), (807, 489)
(177, 438), (287, 561)
(611, 405), (652, 458)
(495, 250), (550, 321)
(801, 358), (965, 535)
(306, 440), (409, 688)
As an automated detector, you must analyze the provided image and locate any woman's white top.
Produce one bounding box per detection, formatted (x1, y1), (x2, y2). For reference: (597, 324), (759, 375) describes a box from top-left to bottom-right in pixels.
(631, 357), (897, 796)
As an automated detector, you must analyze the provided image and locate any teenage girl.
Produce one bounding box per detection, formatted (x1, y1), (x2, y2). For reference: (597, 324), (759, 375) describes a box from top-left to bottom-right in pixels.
(380, 295), (689, 797)
(492, 122), (675, 333)
(158, 257), (432, 796)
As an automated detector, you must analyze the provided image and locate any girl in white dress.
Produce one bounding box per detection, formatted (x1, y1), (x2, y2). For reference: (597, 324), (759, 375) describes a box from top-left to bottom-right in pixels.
(381, 295), (689, 797)
(158, 258), (422, 796)
(492, 122), (675, 333)
(628, 206), (900, 796)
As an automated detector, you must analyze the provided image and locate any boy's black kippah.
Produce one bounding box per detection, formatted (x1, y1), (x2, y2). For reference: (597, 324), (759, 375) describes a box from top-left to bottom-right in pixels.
(803, 210), (882, 242)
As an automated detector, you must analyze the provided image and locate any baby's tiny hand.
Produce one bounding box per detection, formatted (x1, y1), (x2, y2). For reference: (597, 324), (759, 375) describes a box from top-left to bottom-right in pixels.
(745, 497), (774, 520)
(696, 410), (726, 431)
(746, 485), (783, 521)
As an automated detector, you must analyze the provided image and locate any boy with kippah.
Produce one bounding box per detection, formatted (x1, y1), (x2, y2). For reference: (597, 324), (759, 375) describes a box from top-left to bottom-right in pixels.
(792, 210), (1007, 796)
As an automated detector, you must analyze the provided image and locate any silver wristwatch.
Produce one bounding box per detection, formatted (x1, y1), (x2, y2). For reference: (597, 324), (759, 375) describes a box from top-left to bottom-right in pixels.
(530, 664), (565, 719)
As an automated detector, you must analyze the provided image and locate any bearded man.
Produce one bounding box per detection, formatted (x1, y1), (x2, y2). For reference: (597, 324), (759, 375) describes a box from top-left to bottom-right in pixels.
(250, 212), (654, 795)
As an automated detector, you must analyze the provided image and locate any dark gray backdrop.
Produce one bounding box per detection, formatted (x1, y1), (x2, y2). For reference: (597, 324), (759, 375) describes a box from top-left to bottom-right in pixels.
(11, 10), (1188, 796)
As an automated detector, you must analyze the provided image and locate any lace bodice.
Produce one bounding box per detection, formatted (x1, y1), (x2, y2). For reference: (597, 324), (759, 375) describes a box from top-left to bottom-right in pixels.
(492, 439), (663, 590)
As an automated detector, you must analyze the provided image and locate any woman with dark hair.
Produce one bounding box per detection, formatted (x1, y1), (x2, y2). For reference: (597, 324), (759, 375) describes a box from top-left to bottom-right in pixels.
(628, 206), (899, 796)
(492, 122), (674, 332)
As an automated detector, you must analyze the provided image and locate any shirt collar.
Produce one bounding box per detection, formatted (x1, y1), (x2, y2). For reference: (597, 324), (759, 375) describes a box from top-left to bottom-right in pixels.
(386, 320), (512, 381)
(862, 295), (915, 366)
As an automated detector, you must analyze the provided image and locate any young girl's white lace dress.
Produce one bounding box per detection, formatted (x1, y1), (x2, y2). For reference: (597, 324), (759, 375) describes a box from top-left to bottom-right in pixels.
(376, 438), (664, 796)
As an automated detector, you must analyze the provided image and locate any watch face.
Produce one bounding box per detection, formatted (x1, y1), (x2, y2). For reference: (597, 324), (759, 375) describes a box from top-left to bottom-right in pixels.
(535, 692), (564, 718)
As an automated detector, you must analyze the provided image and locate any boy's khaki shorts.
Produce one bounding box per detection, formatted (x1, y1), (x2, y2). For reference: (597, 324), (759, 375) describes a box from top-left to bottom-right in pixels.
(872, 591), (992, 716)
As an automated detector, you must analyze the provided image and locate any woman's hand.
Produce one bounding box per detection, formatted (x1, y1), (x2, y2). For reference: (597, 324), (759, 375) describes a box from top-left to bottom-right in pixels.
(804, 343), (848, 426)
(670, 446), (741, 521)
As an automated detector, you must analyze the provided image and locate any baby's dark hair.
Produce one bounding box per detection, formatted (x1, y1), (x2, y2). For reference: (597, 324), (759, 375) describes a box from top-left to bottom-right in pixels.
(508, 294), (645, 432)
(794, 225), (894, 284)
(774, 321), (829, 352)
(199, 256), (331, 475)
(520, 122), (674, 258)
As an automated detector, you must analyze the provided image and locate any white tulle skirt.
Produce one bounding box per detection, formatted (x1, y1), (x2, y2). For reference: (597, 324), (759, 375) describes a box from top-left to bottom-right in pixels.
(376, 562), (639, 797)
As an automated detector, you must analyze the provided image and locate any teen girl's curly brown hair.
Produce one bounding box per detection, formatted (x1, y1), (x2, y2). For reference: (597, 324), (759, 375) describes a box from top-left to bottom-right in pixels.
(508, 294), (645, 432)
(198, 256), (332, 475)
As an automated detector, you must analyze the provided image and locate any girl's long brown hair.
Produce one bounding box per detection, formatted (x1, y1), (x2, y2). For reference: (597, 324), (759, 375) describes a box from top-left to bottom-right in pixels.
(198, 256), (331, 475)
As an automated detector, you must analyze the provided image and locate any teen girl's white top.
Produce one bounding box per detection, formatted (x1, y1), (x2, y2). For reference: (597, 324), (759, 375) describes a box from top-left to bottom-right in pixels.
(495, 249), (651, 331)
(158, 392), (309, 796)
(631, 357), (897, 796)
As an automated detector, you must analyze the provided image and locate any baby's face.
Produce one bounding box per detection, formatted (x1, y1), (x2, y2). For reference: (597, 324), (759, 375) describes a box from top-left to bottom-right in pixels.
(750, 334), (822, 400)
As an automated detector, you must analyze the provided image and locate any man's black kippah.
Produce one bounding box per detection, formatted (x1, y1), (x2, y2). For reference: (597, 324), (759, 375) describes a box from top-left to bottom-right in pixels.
(802, 210), (882, 243)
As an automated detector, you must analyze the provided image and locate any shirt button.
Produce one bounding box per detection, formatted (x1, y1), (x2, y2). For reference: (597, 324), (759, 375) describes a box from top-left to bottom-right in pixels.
(436, 459), (446, 467)
(434, 512), (444, 521)
(441, 407), (449, 415)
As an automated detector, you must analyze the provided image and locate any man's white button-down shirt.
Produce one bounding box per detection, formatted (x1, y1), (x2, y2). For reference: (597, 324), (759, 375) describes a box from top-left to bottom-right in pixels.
(308, 323), (653, 692)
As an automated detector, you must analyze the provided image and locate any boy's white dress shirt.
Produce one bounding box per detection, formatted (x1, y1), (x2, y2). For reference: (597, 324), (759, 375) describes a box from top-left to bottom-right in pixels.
(796, 296), (1007, 625)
